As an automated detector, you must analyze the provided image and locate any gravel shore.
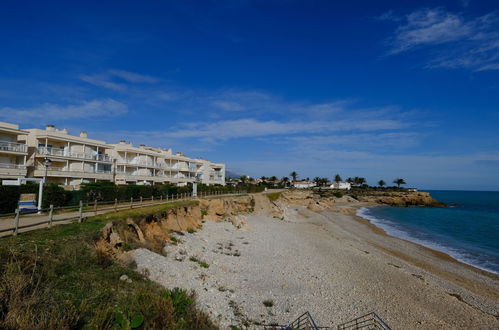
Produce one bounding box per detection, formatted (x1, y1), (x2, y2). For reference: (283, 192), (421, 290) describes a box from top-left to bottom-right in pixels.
(131, 200), (499, 329)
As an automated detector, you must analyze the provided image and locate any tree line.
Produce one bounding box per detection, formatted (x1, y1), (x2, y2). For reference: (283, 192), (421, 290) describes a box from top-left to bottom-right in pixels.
(235, 171), (408, 188)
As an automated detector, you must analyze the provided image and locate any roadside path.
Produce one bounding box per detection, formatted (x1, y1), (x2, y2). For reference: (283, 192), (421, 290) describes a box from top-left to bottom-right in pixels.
(0, 192), (248, 238)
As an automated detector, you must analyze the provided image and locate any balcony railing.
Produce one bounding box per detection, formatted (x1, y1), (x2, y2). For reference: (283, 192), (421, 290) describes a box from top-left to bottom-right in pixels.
(35, 166), (111, 174)
(37, 147), (112, 162)
(0, 163), (26, 169)
(0, 141), (27, 153)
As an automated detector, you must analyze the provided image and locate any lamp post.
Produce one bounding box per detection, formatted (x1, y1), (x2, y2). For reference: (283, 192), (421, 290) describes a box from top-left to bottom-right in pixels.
(37, 157), (52, 214)
(192, 173), (201, 198)
(43, 157), (52, 186)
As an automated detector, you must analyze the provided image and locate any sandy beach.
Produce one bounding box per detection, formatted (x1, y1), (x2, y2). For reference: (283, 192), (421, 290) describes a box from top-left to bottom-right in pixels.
(130, 193), (499, 329)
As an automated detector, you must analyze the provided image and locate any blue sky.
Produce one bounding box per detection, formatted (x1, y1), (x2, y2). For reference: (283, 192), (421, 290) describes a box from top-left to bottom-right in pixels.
(1, 0), (498, 190)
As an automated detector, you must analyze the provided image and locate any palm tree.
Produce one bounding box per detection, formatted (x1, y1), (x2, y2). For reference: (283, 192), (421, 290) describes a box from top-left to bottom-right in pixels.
(290, 171), (298, 181)
(313, 177), (321, 186)
(346, 177), (354, 184)
(378, 180), (386, 187)
(334, 174), (342, 183)
(393, 178), (406, 188)
(239, 176), (247, 184)
(354, 177), (366, 186)
(270, 176), (278, 182)
(321, 177), (329, 186)
(281, 176), (289, 185)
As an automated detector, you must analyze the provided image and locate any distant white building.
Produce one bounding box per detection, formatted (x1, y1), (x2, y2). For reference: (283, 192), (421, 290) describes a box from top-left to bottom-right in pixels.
(292, 180), (316, 189)
(330, 182), (351, 190)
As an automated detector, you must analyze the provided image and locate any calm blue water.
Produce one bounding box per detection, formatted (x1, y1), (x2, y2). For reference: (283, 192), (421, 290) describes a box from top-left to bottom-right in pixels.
(357, 190), (499, 274)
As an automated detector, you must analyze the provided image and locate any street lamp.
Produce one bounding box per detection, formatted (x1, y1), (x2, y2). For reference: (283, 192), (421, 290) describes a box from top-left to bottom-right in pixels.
(192, 173), (202, 198)
(43, 157), (52, 185)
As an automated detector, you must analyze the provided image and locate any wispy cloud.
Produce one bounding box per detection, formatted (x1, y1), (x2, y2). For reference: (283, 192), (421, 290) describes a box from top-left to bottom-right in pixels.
(107, 70), (158, 83)
(165, 117), (408, 141)
(79, 69), (159, 91)
(382, 8), (499, 71)
(0, 99), (127, 124)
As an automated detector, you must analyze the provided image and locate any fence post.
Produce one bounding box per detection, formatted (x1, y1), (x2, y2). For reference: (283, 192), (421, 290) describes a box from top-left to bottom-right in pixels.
(130, 197), (133, 209)
(48, 204), (54, 228)
(160, 194), (163, 202)
(114, 198), (118, 212)
(94, 199), (98, 215)
(152, 195), (154, 202)
(78, 200), (83, 223)
(166, 194), (169, 201)
(13, 208), (20, 236)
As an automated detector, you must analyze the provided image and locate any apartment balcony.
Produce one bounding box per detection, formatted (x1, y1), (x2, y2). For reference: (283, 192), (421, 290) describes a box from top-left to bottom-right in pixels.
(33, 166), (112, 180)
(115, 171), (169, 183)
(0, 163), (27, 178)
(0, 141), (28, 155)
(37, 147), (112, 163)
(116, 159), (156, 167)
(173, 164), (190, 172)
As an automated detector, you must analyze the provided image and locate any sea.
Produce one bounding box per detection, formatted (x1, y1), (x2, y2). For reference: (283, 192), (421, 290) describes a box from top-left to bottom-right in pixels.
(357, 190), (499, 274)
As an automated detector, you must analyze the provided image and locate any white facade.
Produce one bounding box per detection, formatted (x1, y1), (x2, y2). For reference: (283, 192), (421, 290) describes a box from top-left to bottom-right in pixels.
(292, 181), (316, 189)
(0, 121), (225, 188)
(0, 122), (28, 181)
(22, 125), (113, 186)
(330, 182), (351, 190)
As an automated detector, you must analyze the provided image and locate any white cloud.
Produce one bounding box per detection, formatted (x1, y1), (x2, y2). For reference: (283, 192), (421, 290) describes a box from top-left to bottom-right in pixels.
(79, 74), (127, 91)
(108, 69), (158, 83)
(211, 100), (246, 111)
(384, 8), (499, 71)
(79, 69), (159, 91)
(0, 99), (128, 123)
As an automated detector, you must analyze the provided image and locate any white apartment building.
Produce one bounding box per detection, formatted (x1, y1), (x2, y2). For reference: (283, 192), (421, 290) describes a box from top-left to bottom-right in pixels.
(22, 125), (113, 186)
(106, 141), (173, 186)
(106, 142), (224, 186)
(196, 159), (225, 185)
(0, 122), (28, 180)
(0, 121), (225, 188)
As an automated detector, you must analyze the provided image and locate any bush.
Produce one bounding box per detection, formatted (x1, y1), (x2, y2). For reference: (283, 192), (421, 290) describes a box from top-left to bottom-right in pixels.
(333, 191), (344, 198)
(0, 183), (71, 213)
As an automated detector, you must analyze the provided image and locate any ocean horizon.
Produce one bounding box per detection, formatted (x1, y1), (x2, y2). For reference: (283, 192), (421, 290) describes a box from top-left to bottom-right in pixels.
(357, 190), (499, 274)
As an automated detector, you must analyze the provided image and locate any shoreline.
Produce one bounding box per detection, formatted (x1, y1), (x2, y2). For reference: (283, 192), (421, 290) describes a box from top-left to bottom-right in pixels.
(128, 193), (498, 328)
(352, 204), (499, 279)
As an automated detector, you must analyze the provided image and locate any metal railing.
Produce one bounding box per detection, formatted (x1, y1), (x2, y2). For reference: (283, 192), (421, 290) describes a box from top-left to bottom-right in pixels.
(0, 163), (26, 169)
(35, 166), (112, 174)
(263, 312), (330, 330)
(337, 312), (391, 330)
(262, 312), (390, 330)
(0, 190), (248, 238)
(0, 141), (27, 153)
(37, 147), (112, 162)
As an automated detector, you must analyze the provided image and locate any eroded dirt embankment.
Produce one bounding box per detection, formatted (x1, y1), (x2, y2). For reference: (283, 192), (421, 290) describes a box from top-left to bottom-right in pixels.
(97, 195), (270, 257)
(97, 190), (445, 257)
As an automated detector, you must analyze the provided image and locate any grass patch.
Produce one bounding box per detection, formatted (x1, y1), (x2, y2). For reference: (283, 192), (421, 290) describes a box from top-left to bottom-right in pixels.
(0, 201), (216, 329)
(187, 228), (196, 234)
(265, 192), (282, 202)
(189, 256), (210, 268)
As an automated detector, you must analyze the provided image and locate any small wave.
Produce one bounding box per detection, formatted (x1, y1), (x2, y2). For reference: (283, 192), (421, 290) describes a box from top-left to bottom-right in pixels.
(356, 207), (498, 275)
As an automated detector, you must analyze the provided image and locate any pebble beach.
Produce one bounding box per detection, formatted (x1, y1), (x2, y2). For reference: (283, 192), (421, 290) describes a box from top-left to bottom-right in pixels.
(131, 197), (499, 329)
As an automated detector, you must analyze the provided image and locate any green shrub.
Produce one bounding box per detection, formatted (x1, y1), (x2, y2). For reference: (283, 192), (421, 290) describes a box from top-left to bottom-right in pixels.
(266, 192), (281, 202)
(333, 191), (344, 198)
